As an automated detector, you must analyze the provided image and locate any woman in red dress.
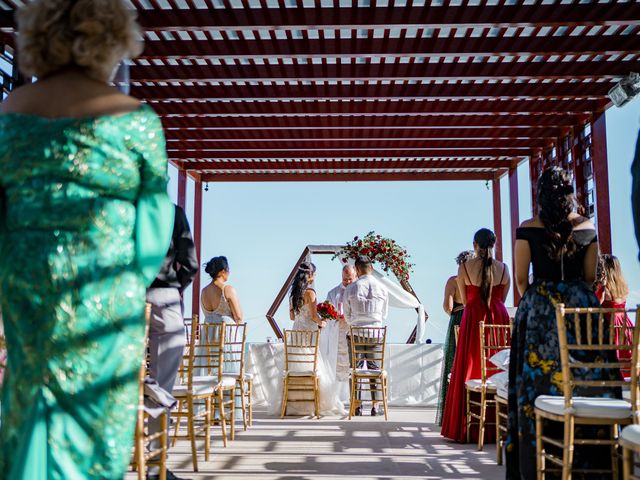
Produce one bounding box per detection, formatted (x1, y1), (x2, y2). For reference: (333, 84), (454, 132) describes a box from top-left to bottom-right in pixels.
(599, 254), (634, 371)
(441, 228), (511, 443)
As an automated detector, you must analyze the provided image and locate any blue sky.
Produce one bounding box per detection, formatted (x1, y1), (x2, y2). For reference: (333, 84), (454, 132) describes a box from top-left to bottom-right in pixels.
(170, 100), (640, 344)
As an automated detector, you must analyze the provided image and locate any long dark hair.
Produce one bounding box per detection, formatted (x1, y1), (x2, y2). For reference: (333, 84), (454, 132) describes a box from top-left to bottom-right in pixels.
(537, 167), (576, 261)
(204, 256), (229, 280)
(474, 228), (497, 305)
(290, 262), (316, 314)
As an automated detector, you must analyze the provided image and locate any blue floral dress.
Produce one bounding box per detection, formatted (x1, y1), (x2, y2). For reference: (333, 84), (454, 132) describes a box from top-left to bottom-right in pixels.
(505, 227), (621, 480)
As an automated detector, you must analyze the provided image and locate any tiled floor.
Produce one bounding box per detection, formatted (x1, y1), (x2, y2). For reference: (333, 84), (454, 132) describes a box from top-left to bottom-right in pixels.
(128, 407), (504, 480)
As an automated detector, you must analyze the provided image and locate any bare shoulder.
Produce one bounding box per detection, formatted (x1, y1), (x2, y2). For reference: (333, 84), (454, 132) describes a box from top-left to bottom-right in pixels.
(224, 284), (237, 296)
(518, 217), (539, 228)
(304, 288), (317, 300)
(446, 275), (457, 285)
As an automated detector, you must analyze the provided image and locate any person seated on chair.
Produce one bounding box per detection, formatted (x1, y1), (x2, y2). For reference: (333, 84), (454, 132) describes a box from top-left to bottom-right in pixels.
(343, 256), (389, 416)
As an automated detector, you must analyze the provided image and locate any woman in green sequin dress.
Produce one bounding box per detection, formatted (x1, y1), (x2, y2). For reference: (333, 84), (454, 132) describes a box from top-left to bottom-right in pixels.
(0, 1), (173, 478)
(435, 251), (474, 426)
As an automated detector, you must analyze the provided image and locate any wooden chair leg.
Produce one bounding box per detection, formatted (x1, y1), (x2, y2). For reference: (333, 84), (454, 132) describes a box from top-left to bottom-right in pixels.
(465, 388), (471, 444)
(562, 415), (574, 480)
(247, 379), (253, 426)
(478, 388), (486, 451)
(239, 381), (248, 431)
(496, 400), (502, 465)
(204, 396), (211, 462)
(611, 424), (619, 480)
(219, 389), (228, 448)
(314, 376), (320, 419)
(187, 397), (198, 472)
(230, 389), (236, 441)
(623, 446), (633, 480)
(536, 413), (543, 480)
(159, 412), (168, 480)
(349, 376), (355, 419)
(280, 376), (289, 418)
(382, 377), (389, 421)
(172, 399), (183, 447)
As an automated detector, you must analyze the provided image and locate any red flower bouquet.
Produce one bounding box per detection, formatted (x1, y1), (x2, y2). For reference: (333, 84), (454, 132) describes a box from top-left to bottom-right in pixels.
(317, 302), (339, 321)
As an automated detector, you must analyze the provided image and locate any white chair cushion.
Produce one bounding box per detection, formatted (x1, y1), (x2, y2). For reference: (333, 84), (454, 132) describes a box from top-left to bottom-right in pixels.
(284, 370), (317, 377)
(465, 378), (497, 391)
(191, 375), (236, 389)
(489, 349), (511, 371)
(534, 395), (632, 420)
(172, 383), (215, 397)
(491, 371), (509, 391)
(497, 385), (508, 400)
(354, 368), (387, 378)
(621, 424), (640, 446)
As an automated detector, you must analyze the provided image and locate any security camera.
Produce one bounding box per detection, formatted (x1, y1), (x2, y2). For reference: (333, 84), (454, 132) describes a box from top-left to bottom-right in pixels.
(608, 72), (640, 108)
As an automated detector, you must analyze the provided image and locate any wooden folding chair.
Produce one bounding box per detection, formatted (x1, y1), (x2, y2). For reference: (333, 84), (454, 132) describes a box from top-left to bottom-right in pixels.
(495, 385), (509, 465)
(535, 304), (635, 480)
(170, 315), (214, 472)
(191, 321), (237, 445)
(349, 326), (389, 421)
(220, 323), (253, 431)
(132, 304), (169, 480)
(465, 321), (511, 451)
(280, 329), (320, 418)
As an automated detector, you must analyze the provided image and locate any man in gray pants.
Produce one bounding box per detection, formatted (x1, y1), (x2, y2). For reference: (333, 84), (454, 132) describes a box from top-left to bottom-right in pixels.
(146, 204), (198, 480)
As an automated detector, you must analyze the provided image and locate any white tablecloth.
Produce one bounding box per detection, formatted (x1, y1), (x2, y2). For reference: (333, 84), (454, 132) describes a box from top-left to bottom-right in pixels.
(246, 342), (443, 408)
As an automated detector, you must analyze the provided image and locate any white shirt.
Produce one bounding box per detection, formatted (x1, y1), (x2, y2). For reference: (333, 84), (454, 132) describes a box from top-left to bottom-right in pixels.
(326, 284), (347, 315)
(343, 274), (389, 327)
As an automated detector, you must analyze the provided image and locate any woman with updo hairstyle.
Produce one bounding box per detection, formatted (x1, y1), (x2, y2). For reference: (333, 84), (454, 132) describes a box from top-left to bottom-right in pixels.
(289, 262), (324, 329)
(201, 256), (243, 325)
(435, 250), (474, 426)
(505, 167), (620, 479)
(0, 1), (173, 478)
(441, 229), (510, 443)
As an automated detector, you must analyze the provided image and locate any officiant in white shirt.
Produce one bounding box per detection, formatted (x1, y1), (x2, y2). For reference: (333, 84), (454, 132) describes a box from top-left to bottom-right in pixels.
(343, 256), (389, 416)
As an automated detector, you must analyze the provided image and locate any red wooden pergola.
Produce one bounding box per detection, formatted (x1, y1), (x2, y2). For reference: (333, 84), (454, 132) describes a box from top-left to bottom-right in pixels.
(1, 2), (639, 339)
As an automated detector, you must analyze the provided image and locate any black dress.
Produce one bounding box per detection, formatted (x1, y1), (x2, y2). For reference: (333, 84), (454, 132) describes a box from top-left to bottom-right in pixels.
(505, 227), (621, 480)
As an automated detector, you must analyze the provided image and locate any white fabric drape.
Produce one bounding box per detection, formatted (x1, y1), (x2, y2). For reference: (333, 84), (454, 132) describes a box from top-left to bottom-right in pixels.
(371, 269), (427, 343)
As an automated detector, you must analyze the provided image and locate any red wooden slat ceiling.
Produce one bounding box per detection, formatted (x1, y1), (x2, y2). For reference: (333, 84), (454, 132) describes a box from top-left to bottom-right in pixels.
(1, 0), (639, 182)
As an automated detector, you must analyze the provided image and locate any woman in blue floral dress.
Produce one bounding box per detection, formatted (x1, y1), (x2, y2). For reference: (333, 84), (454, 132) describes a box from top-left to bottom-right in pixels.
(505, 168), (620, 479)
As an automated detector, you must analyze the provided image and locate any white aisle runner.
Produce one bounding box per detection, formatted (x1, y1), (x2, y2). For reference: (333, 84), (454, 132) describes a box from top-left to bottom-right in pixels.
(246, 342), (443, 410)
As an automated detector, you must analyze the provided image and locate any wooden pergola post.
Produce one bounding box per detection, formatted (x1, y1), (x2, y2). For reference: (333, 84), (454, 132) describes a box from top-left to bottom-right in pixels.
(509, 167), (521, 305)
(177, 169), (187, 210)
(191, 176), (203, 317)
(492, 177), (503, 262)
(591, 112), (612, 254)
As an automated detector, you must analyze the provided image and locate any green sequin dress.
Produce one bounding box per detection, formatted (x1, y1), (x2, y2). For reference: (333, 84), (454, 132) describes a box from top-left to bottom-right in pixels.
(0, 105), (173, 480)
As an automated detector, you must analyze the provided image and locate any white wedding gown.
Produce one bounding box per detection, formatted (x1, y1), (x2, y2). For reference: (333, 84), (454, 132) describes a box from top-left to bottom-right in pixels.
(270, 303), (345, 416)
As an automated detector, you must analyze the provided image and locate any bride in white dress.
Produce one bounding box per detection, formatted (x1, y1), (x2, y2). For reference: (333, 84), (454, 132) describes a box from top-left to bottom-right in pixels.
(278, 262), (345, 416)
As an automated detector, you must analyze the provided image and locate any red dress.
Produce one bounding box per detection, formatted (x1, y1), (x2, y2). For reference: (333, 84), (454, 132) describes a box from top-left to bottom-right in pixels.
(440, 269), (510, 443)
(602, 299), (633, 376)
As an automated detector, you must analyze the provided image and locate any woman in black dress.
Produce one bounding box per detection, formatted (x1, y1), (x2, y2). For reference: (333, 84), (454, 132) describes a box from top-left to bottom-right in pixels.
(505, 167), (620, 479)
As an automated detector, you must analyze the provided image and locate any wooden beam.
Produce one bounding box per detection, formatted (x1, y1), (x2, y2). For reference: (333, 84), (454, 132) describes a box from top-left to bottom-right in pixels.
(148, 98), (604, 116)
(200, 172), (495, 182)
(509, 167), (520, 305)
(128, 60), (638, 82)
(591, 112), (612, 254)
(191, 177), (203, 318)
(133, 4), (640, 30)
(493, 178), (503, 262)
(139, 34), (639, 60)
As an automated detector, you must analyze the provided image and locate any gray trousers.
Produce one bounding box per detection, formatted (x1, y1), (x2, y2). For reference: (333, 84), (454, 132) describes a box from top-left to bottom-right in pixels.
(146, 288), (186, 472)
(347, 335), (382, 402)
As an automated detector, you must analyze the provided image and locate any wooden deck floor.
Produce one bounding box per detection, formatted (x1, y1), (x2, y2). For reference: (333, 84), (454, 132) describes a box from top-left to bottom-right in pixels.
(128, 407), (504, 479)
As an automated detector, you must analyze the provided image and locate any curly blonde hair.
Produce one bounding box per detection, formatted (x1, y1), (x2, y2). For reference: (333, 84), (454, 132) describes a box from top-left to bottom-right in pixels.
(16, 0), (143, 81)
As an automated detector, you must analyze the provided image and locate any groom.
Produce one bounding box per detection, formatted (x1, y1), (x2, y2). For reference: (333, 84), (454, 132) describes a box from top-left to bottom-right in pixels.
(343, 256), (389, 416)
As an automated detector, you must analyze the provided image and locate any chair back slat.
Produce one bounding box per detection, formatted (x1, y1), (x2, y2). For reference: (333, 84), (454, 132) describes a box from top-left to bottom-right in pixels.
(283, 330), (319, 373)
(223, 323), (247, 375)
(177, 314), (199, 385)
(555, 304), (638, 409)
(190, 321), (225, 387)
(349, 327), (387, 370)
(479, 322), (512, 382)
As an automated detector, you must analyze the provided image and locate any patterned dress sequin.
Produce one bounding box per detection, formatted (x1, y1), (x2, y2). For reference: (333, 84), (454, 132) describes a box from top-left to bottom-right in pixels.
(0, 105), (172, 480)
